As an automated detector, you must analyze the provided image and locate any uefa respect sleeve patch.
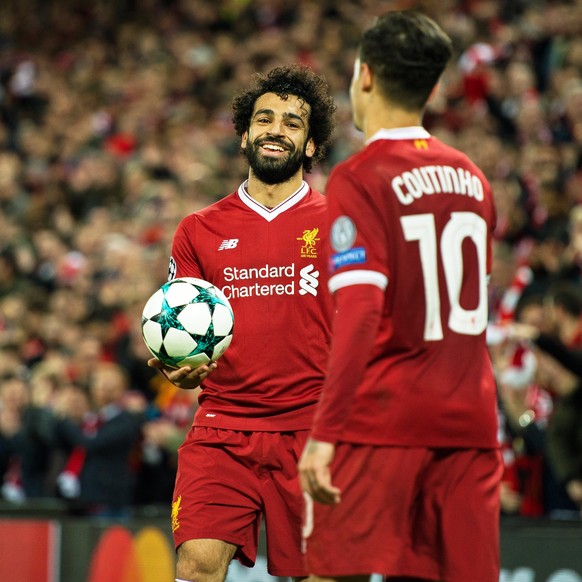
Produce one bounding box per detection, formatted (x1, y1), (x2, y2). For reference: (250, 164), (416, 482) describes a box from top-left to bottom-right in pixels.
(330, 247), (367, 270)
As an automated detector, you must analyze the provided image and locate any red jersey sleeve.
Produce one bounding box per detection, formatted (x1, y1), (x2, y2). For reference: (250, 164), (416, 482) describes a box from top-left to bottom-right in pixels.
(311, 284), (384, 443)
(170, 216), (204, 280)
(326, 165), (390, 288)
(310, 164), (389, 442)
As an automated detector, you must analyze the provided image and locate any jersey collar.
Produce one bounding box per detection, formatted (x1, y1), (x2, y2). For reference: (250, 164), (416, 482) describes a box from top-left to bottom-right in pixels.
(367, 126), (431, 144)
(237, 180), (310, 222)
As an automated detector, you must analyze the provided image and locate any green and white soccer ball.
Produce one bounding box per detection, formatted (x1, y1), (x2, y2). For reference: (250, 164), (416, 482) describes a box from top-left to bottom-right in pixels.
(141, 277), (234, 369)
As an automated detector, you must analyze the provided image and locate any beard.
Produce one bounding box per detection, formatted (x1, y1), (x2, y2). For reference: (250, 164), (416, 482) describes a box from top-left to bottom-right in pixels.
(244, 137), (307, 185)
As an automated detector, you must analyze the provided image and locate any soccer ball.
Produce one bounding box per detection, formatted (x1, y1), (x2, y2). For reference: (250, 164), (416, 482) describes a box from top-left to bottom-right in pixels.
(141, 277), (234, 369)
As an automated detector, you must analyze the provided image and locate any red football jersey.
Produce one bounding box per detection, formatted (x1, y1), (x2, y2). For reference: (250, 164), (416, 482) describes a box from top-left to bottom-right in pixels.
(312, 127), (498, 448)
(170, 181), (332, 431)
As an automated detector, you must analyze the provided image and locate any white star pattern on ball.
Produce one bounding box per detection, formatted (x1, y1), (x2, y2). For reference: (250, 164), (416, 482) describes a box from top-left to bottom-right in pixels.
(141, 277), (235, 369)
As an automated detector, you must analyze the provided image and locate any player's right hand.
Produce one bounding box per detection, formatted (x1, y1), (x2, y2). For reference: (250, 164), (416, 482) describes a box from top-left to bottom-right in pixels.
(147, 358), (217, 390)
(298, 438), (341, 505)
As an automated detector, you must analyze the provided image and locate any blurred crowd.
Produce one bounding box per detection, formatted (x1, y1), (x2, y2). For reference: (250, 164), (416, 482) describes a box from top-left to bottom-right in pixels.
(0, 0), (582, 519)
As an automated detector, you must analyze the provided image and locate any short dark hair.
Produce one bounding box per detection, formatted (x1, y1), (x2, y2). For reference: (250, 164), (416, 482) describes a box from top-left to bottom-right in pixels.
(547, 281), (582, 318)
(515, 292), (544, 323)
(232, 64), (336, 173)
(359, 10), (453, 111)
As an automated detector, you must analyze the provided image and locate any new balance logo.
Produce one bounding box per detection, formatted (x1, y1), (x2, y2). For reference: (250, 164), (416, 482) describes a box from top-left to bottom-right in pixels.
(218, 239), (239, 250)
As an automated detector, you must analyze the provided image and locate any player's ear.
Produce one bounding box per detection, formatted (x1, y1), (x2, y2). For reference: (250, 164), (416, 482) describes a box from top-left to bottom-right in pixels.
(427, 82), (441, 105)
(305, 138), (316, 158)
(360, 62), (373, 93)
(241, 130), (248, 149)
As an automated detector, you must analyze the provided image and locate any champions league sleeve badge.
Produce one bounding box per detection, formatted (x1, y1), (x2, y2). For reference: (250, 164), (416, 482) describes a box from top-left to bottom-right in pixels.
(330, 216), (357, 252)
(168, 256), (177, 281)
(330, 216), (366, 271)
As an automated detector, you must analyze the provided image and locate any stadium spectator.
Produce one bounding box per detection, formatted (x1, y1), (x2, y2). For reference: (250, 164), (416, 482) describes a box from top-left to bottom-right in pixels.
(54, 362), (146, 517)
(506, 314), (582, 518)
(493, 293), (579, 518)
(543, 280), (582, 348)
(0, 373), (29, 502)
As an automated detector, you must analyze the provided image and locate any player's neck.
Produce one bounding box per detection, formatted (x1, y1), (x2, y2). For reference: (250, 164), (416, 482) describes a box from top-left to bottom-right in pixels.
(246, 172), (305, 208)
(362, 102), (424, 142)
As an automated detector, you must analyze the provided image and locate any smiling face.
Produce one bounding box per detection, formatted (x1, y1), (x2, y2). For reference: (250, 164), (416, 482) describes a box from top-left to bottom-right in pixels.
(241, 92), (315, 185)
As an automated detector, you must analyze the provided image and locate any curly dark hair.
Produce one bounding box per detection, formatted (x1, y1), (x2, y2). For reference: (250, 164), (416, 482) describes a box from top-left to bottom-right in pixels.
(232, 64), (336, 173)
(360, 10), (453, 111)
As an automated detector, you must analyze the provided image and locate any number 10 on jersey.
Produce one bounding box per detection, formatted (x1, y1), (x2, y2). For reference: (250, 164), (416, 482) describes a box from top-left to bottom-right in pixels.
(400, 211), (488, 341)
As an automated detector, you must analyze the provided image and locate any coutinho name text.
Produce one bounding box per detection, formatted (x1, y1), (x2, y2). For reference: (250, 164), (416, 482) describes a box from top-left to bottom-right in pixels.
(392, 165), (484, 206)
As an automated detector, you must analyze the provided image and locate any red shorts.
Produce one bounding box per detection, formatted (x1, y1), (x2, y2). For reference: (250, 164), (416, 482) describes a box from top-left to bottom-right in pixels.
(304, 444), (502, 582)
(172, 426), (309, 578)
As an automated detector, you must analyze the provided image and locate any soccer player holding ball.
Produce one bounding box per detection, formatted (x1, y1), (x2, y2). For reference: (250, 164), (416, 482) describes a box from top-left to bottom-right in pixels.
(299, 11), (502, 582)
(148, 64), (336, 582)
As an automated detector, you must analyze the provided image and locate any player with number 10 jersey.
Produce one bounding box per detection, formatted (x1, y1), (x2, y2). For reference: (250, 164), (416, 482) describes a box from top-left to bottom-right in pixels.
(300, 13), (500, 582)
(312, 129), (497, 448)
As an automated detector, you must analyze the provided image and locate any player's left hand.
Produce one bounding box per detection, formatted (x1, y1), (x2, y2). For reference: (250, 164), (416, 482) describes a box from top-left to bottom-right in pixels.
(298, 438), (341, 505)
(147, 358), (217, 389)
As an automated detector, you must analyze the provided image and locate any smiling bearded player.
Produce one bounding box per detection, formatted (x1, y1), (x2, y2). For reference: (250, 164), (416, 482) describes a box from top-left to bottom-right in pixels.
(147, 64), (336, 582)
